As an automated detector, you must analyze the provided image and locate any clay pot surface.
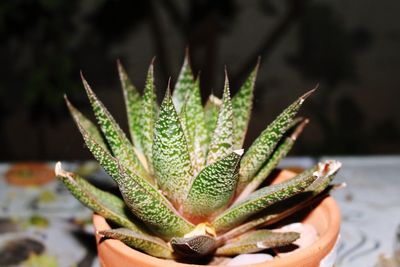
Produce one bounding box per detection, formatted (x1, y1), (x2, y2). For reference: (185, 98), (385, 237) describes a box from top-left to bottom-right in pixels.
(5, 162), (55, 186)
(93, 169), (341, 267)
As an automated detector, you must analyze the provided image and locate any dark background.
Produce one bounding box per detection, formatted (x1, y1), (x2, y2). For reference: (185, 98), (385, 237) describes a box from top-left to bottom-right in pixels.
(1, 0), (399, 161)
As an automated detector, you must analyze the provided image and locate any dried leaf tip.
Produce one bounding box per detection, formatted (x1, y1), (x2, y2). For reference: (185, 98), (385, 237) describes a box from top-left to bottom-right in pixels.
(313, 160), (342, 178)
(64, 96), (76, 111)
(299, 85), (318, 104)
(209, 94), (222, 106)
(184, 47), (191, 66)
(291, 118), (309, 141)
(333, 182), (347, 190)
(164, 77), (172, 98)
(55, 162), (71, 177)
(233, 149), (244, 156)
(116, 59), (127, 76)
(223, 67), (230, 90)
(116, 58), (122, 69)
(150, 56), (156, 66)
(256, 56), (262, 68)
(80, 72), (96, 97)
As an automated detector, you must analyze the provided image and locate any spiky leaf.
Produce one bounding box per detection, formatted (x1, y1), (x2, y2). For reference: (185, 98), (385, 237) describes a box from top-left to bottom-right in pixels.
(212, 168), (319, 233)
(181, 78), (208, 174)
(238, 89), (316, 192)
(55, 163), (143, 232)
(235, 119), (309, 202)
(232, 60), (259, 148)
(153, 88), (193, 207)
(99, 228), (173, 259)
(73, 112), (194, 239)
(183, 150), (243, 221)
(81, 75), (148, 179)
(140, 62), (158, 170)
(216, 230), (299, 256)
(207, 75), (234, 165)
(172, 52), (195, 113)
(117, 61), (143, 152)
(64, 97), (107, 150)
(218, 161), (342, 242)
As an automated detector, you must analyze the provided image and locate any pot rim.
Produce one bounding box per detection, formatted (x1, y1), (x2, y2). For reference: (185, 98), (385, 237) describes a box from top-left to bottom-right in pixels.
(93, 169), (341, 267)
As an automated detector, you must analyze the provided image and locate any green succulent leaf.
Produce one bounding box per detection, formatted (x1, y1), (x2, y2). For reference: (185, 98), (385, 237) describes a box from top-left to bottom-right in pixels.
(55, 162), (143, 232)
(232, 60), (259, 149)
(80, 75), (148, 179)
(140, 62), (158, 171)
(99, 228), (174, 259)
(219, 161), (342, 242)
(207, 74), (234, 165)
(212, 168), (319, 233)
(117, 61), (143, 153)
(153, 88), (193, 207)
(238, 88), (316, 193)
(235, 119), (309, 202)
(216, 230), (299, 256)
(171, 235), (217, 258)
(172, 51), (195, 113)
(73, 112), (194, 239)
(64, 97), (108, 150)
(183, 150), (243, 221)
(204, 94), (222, 149)
(181, 78), (208, 175)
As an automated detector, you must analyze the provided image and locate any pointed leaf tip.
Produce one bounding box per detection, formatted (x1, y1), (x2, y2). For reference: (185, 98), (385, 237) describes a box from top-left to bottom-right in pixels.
(291, 118), (309, 141)
(234, 149), (244, 156)
(153, 84), (193, 207)
(231, 61), (259, 148)
(206, 77), (234, 164)
(172, 54), (195, 112)
(55, 161), (64, 177)
(300, 85), (318, 103)
(166, 78), (172, 96)
(238, 88), (312, 187)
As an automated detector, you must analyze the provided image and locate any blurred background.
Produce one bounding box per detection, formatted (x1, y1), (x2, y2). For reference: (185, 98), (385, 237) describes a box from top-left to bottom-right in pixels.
(1, 0), (399, 161)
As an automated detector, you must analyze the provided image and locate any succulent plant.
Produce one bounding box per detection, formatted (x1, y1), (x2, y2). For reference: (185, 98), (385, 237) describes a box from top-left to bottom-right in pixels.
(56, 53), (342, 262)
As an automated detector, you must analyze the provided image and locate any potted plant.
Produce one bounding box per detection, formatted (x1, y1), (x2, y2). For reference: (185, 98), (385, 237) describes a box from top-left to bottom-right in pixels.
(56, 53), (342, 266)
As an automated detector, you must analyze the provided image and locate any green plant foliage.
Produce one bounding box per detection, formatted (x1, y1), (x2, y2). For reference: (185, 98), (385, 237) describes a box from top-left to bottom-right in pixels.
(237, 88), (316, 194)
(206, 73), (234, 165)
(153, 88), (193, 207)
(231, 59), (259, 149)
(59, 53), (341, 262)
(216, 229), (300, 256)
(99, 228), (174, 258)
(118, 61), (143, 152)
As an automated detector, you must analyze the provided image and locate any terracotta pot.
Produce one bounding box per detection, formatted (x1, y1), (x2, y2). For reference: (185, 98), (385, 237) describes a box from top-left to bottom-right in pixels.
(5, 162), (55, 186)
(93, 170), (341, 267)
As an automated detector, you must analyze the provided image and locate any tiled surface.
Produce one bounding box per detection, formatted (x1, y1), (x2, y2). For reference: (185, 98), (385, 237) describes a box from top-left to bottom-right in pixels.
(0, 157), (399, 267)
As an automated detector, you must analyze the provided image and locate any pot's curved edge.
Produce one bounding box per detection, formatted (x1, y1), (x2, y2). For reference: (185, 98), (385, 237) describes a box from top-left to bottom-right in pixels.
(93, 170), (341, 267)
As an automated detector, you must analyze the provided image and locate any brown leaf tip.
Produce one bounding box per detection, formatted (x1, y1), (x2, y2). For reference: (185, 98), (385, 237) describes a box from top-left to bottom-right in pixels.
(233, 149), (244, 156)
(55, 162), (73, 178)
(314, 160), (342, 178)
(291, 118), (310, 140)
(299, 85), (319, 104)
